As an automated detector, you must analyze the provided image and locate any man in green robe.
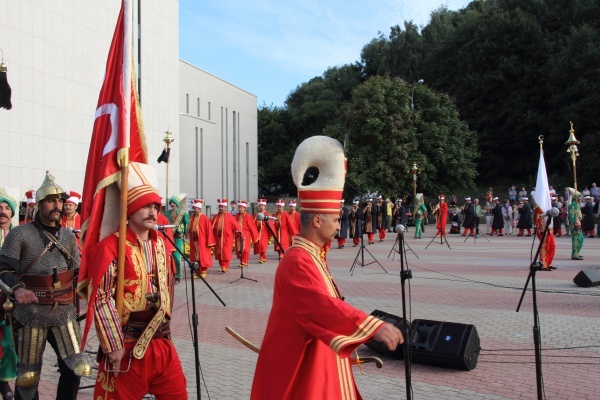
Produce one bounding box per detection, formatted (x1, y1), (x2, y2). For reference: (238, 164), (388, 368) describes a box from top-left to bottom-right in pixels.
(413, 193), (427, 239)
(0, 188), (17, 399)
(168, 194), (190, 282)
(567, 189), (583, 260)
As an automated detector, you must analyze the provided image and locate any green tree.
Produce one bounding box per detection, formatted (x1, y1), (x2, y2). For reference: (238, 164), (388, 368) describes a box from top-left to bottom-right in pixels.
(324, 76), (478, 199)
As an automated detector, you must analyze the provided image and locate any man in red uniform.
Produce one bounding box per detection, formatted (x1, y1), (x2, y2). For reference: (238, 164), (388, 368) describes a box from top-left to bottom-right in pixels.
(272, 198), (296, 258)
(211, 198), (238, 273)
(189, 199), (216, 278)
(287, 199), (300, 246)
(434, 194), (448, 237)
(79, 162), (187, 399)
(252, 136), (403, 400)
(253, 198), (271, 263)
(61, 190), (82, 250)
(234, 199), (259, 267)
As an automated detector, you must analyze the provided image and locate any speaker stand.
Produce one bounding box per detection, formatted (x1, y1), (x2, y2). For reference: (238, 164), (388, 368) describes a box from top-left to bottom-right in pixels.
(516, 214), (553, 400)
(464, 223), (490, 243)
(231, 263), (258, 283)
(349, 233), (387, 276)
(425, 229), (451, 250)
(388, 233), (419, 260)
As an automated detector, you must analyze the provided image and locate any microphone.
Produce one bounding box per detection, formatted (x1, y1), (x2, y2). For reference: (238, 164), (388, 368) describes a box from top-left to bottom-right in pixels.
(257, 213), (278, 221)
(67, 227), (81, 234)
(546, 207), (559, 217)
(395, 224), (406, 234)
(153, 224), (177, 231)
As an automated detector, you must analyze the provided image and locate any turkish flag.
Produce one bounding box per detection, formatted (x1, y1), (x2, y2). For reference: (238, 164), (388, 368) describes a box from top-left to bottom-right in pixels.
(78, 0), (147, 343)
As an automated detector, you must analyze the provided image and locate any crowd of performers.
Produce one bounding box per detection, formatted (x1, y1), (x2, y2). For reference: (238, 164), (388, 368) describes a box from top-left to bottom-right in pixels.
(0, 161), (586, 399)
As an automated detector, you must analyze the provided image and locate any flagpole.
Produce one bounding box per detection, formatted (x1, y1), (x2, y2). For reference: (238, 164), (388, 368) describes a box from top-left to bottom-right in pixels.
(162, 130), (174, 208)
(116, 0), (133, 318)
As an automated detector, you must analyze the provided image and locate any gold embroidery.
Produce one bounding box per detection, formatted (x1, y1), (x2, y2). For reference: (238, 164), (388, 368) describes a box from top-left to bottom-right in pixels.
(132, 237), (169, 359)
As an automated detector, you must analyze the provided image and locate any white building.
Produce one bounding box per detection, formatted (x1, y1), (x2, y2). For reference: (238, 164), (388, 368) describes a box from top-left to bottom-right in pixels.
(0, 0), (257, 217)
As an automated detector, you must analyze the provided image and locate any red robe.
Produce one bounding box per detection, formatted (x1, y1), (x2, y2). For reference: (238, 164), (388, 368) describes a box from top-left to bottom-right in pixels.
(211, 212), (238, 262)
(288, 210), (301, 245)
(273, 210), (296, 254)
(80, 228), (186, 399)
(235, 211), (259, 264)
(435, 202), (448, 234)
(189, 212), (216, 268)
(61, 212), (82, 250)
(251, 236), (384, 400)
(253, 211), (272, 256)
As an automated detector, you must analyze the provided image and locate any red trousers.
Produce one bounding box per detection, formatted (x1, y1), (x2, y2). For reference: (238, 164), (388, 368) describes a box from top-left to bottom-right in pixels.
(94, 339), (187, 399)
(367, 233), (375, 243)
(353, 237), (360, 245)
(378, 228), (386, 241)
(337, 237), (346, 247)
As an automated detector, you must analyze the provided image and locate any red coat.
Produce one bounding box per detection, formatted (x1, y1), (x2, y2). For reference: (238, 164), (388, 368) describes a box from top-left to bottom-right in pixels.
(288, 210), (301, 244)
(189, 212), (216, 268)
(253, 211), (272, 254)
(211, 212), (238, 262)
(251, 236), (384, 400)
(273, 210), (296, 253)
(235, 212), (259, 256)
(435, 202), (448, 231)
(61, 212), (82, 230)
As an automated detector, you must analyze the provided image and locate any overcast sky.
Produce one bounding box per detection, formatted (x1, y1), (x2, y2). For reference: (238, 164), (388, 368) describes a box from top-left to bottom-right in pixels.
(179, 0), (472, 107)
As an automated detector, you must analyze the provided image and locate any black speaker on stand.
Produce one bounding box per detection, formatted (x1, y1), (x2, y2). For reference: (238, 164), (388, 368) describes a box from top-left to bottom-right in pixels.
(411, 319), (480, 370)
(365, 309), (406, 359)
(573, 269), (600, 287)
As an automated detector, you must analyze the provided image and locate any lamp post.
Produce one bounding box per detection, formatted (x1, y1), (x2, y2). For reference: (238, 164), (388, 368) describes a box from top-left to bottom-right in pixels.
(565, 121), (580, 193)
(410, 79), (424, 110)
(412, 162), (418, 209)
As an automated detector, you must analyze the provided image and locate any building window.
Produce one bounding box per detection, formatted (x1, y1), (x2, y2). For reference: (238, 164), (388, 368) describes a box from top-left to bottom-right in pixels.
(197, 97), (200, 117)
(208, 102), (211, 120)
(186, 94), (189, 114)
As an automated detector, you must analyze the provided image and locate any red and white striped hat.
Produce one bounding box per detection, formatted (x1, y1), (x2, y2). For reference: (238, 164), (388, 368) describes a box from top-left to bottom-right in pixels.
(276, 199), (285, 206)
(257, 198), (267, 205)
(289, 199), (297, 207)
(291, 136), (346, 215)
(192, 199), (204, 209)
(217, 197), (228, 207)
(66, 191), (81, 205)
(238, 199), (248, 208)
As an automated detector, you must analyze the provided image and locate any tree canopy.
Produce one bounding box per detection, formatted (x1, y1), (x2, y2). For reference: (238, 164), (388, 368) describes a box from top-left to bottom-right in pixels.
(258, 0), (600, 197)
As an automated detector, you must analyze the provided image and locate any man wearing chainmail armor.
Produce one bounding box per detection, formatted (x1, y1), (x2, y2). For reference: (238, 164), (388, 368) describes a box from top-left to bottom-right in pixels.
(0, 172), (91, 400)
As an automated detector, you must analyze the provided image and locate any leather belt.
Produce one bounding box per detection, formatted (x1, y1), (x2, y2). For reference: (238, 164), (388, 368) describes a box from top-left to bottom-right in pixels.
(20, 270), (74, 305)
(123, 308), (171, 341)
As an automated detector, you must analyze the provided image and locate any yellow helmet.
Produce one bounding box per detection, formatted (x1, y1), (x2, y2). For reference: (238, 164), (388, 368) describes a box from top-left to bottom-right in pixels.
(35, 171), (68, 203)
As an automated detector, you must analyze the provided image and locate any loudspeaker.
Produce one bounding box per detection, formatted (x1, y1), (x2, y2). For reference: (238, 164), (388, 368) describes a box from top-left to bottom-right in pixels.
(411, 319), (480, 370)
(364, 309), (407, 359)
(573, 269), (600, 287)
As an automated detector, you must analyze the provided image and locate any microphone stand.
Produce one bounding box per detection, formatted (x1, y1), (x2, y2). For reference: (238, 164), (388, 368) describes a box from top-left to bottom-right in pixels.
(516, 211), (553, 400)
(260, 216), (285, 259)
(397, 225), (413, 400)
(159, 230), (227, 400)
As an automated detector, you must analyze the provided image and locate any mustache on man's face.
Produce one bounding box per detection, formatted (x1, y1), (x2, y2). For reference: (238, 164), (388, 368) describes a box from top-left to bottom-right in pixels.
(50, 208), (62, 214)
(143, 217), (157, 222)
(0, 213), (9, 219)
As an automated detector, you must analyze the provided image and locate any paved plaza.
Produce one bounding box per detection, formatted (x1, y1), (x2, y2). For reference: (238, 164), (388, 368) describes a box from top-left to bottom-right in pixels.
(38, 226), (599, 399)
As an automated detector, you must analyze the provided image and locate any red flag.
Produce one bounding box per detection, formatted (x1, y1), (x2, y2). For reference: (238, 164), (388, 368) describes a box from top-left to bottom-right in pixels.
(77, 0), (147, 343)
